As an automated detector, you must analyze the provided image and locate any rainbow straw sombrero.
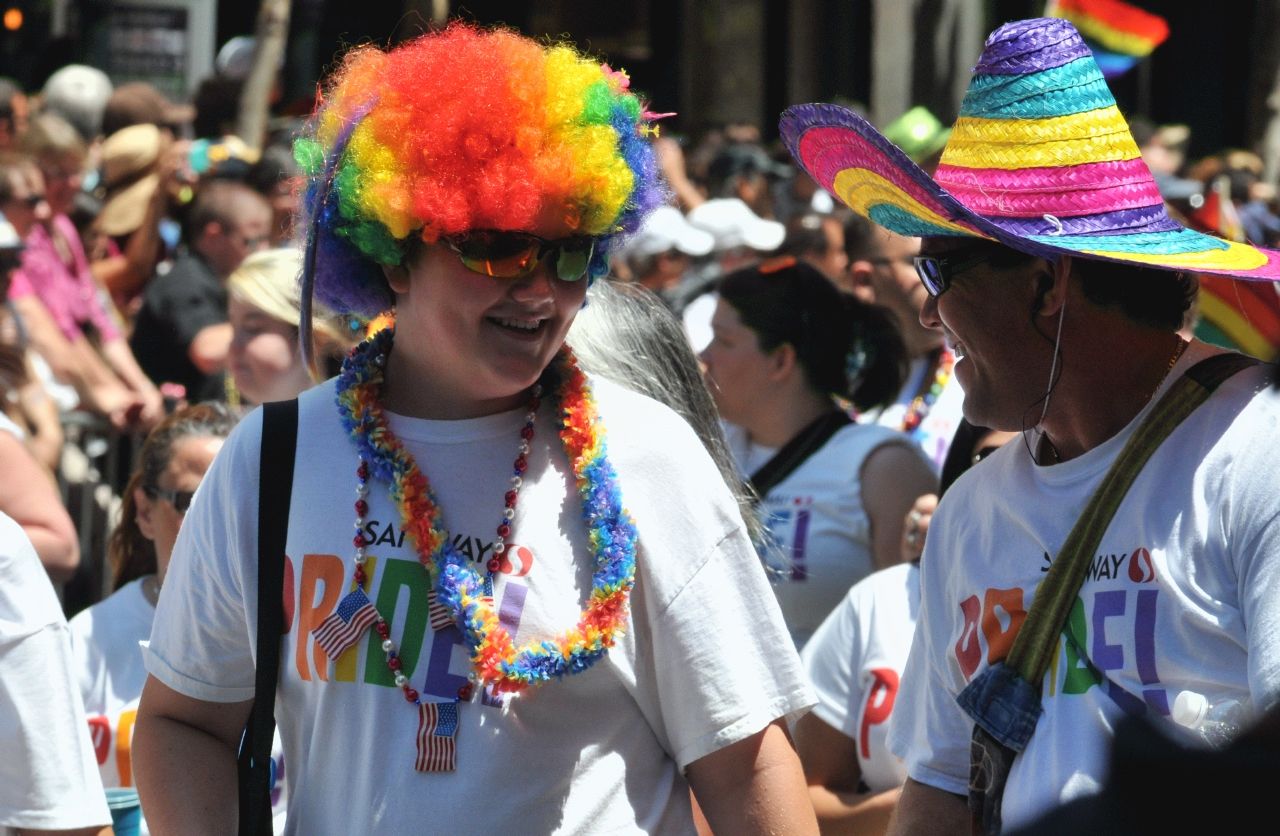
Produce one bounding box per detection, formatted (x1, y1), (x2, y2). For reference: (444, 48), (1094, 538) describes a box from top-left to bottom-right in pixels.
(780, 17), (1280, 281)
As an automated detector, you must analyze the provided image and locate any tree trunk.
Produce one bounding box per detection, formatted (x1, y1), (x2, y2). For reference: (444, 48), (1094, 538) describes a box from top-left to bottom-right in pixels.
(237, 0), (293, 153)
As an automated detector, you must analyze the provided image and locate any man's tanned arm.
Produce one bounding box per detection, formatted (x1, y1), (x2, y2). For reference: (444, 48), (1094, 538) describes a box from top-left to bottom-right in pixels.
(886, 778), (969, 836)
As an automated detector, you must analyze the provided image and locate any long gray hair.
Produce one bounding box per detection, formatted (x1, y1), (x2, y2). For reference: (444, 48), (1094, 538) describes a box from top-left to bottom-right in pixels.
(567, 279), (759, 537)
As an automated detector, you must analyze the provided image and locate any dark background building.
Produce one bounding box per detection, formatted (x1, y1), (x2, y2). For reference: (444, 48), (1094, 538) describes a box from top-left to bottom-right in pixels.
(0, 0), (1273, 160)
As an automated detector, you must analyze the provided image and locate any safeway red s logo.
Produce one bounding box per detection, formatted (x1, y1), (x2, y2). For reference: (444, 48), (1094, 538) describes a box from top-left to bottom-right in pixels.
(498, 544), (534, 577)
(1128, 547), (1156, 583)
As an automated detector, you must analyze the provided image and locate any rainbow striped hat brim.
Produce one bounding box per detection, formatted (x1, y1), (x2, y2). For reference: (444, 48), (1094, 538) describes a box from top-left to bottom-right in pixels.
(780, 18), (1280, 281)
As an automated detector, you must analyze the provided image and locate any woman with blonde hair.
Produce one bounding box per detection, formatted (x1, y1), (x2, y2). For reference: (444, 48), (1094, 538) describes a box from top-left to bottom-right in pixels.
(226, 247), (354, 405)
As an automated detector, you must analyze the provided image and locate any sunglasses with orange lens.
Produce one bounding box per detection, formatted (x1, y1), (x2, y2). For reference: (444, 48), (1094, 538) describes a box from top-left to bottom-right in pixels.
(444, 230), (596, 282)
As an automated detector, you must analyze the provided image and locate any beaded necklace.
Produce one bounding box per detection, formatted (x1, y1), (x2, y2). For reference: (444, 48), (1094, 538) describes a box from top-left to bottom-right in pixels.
(900, 348), (955, 437)
(315, 328), (638, 771)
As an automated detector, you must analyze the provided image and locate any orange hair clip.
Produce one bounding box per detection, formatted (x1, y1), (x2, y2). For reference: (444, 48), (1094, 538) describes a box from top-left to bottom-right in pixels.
(759, 255), (797, 273)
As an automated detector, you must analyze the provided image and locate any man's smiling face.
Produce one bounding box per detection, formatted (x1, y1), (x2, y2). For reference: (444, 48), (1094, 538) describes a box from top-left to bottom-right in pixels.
(918, 237), (1058, 431)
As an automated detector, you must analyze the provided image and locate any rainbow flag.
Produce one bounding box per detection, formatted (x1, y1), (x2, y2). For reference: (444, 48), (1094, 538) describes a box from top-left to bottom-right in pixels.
(1046, 0), (1170, 78)
(1196, 274), (1280, 362)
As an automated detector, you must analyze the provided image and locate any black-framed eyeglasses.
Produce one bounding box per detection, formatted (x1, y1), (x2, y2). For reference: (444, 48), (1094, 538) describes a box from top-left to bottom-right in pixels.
(913, 247), (993, 298)
(444, 230), (596, 282)
(147, 487), (194, 514)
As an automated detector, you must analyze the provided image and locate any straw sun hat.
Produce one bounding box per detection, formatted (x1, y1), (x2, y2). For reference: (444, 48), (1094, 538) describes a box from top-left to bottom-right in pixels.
(781, 17), (1280, 281)
(98, 124), (163, 237)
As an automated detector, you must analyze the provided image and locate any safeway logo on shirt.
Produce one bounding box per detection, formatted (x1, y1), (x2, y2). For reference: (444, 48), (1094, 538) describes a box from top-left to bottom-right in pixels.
(1039, 546), (1157, 584)
(954, 545), (1170, 715)
(1128, 547), (1156, 583)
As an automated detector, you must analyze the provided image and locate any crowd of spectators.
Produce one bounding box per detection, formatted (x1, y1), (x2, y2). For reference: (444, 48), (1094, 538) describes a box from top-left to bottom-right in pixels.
(0, 65), (310, 572)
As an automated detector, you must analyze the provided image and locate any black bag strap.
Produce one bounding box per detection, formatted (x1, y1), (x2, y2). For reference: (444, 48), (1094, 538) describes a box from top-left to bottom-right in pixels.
(748, 410), (852, 497)
(964, 352), (1260, 835)
(238, 399), (298, 836)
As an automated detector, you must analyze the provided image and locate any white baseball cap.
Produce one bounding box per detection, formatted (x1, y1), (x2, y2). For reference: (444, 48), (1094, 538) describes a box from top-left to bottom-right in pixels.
(626, 205), (715, 258)
(218, 36), (256, 80)
(686, 198), (785, 252)
(0, 217), (23, 250)
(41, 65), (113, 139)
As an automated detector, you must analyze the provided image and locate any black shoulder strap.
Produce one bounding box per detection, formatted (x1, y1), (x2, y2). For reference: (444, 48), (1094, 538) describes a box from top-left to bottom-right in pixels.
(238, 399), (298, 836)
(748, 410), (853, 497)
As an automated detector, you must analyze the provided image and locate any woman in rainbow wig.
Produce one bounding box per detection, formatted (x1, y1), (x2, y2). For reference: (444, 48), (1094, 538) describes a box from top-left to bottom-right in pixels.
(133, 23), (818, 836)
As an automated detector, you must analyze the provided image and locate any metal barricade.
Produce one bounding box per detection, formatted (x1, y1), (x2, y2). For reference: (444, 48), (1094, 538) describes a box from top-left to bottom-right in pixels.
(57, 411), (142, 618)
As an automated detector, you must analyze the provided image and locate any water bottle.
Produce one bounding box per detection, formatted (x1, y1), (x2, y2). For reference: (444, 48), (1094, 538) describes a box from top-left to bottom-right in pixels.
(1171, 690), (1251, 746)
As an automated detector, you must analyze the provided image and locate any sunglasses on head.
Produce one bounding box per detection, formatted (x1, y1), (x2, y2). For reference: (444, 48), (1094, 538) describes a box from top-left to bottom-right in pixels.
(913, 245), (994, 298)
(147, 487), (194, 514)
(445, 230), (596, 282)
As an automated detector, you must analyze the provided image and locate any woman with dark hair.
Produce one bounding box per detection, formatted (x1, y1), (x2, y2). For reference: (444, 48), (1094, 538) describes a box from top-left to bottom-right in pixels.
(67, 403), (239, 792)
(702, 257), (938, 646)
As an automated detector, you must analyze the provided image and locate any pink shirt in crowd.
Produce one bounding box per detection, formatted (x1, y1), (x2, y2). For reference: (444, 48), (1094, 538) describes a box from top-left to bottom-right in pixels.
(8, 214), (120, 343)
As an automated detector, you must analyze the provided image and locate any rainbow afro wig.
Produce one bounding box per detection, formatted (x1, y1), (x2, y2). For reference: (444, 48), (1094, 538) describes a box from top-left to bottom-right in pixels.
(295, 23), (666, 317)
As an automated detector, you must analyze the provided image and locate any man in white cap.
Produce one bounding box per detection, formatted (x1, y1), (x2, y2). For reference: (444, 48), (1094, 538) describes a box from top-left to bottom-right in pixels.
(682, 198), (786, 353)
(40, 65), (112, 141)
(616, 205), (714, 296)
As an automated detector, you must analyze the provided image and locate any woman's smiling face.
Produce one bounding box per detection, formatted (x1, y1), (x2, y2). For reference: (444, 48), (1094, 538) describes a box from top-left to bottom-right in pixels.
(386, 241), (590, 412)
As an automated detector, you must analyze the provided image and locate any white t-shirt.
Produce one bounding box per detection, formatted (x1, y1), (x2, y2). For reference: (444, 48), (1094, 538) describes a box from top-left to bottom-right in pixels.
(887, 341), (1280, 831)
(0, 412), (24, 439)
(0, 512), (111, 835)
(69, 577), (288, 834)
(145, 376), (813, 836)
(754, 422), (926, 647)
(862, 355), (964, 472)
(801, 562), (918, 792)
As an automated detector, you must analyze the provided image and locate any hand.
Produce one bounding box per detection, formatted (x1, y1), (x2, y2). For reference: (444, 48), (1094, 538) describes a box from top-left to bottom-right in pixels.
(131, 386), (166, 431)
(26, 433), (63, 473)
(159, 139), (192, 185)
(901, 493), (938, 563)
(85, 383), (142, 429)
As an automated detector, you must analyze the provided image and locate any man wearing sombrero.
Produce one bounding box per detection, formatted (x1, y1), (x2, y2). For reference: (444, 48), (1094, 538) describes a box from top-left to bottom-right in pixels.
(783, 18), (1280, 836)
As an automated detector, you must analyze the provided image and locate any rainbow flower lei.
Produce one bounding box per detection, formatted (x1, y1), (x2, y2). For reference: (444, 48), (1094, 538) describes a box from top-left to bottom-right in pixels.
(901, 348), (955, 437)
(335, 328), (639, 694)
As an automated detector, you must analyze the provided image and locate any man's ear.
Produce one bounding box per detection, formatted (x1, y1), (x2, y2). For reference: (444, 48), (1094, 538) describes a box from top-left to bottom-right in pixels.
(847, 260), (877, 303)
(1035, 255), (1072, 319)
(769, 342), (798, 383)
(382, 262), (411, 294)
(134, 487), (157, 541)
